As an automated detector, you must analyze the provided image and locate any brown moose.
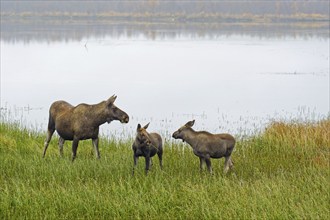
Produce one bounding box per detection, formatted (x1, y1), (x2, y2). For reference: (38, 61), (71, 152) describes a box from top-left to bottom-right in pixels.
(42, 95), (129, 161)
(132, 123), (163, 175)
(172, 120), (235, 174)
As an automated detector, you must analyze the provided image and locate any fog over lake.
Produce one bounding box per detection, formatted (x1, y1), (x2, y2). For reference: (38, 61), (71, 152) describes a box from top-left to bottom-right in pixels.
(1, 29), (329, 138)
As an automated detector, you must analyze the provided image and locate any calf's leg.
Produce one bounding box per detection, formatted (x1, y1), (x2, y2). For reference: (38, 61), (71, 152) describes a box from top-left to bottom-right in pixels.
(199, 157), (205, 171)
(229, 158), (234, 169)
(224, 156), (233, 174)
(132, 154), (138, 175)
(157, 151), (163, 170)
(202, 154), (212, 174)
(145, 155), (151, 175)
(205, 158), (212, 174)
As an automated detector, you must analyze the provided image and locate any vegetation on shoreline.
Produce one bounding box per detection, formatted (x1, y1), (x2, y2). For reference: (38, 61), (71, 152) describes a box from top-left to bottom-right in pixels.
(0, 119), (329, 219)
(2, 1), (329, 24)
(2, 11), (329, 24)
(2, 2), (328, 42)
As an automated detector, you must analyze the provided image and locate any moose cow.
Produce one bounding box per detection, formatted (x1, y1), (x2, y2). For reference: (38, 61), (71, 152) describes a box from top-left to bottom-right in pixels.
(172, 120), (235, 174)
(42, 95), (129, 161)
(132, 123), (163, 175)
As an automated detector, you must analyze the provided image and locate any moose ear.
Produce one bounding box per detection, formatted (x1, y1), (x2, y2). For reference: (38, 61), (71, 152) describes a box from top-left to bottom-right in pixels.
(185, 120), (195, 127)
(143, 122), (150, 130)
(137, 124), (142, 131)
(107, 95), (117, 106)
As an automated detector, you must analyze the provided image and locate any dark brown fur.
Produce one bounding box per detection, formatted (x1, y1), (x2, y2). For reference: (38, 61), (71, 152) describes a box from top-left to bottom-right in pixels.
(172, 120), (235, 174)
(42, 95), (129, 161)
(132, 123), (163, 175)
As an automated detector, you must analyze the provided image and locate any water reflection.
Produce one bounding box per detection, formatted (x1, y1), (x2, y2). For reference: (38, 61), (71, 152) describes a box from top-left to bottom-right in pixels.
(1, 21), (329, 44)
(0, 26), (329, 139)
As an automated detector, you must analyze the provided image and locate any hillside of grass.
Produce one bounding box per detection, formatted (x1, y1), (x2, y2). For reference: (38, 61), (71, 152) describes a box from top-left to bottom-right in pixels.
(0, 119), (329, 219)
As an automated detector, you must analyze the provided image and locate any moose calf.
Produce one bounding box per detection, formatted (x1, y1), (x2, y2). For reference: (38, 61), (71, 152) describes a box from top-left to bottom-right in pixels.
(42, 95), (129, 161)
(132, 123), (163, 175)
(172, 120), (235, 174)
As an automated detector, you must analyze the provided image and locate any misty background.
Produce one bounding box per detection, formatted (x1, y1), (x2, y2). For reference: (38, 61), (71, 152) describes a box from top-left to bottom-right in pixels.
(1, 0), (329, 42)
(1, 1), (329, 137)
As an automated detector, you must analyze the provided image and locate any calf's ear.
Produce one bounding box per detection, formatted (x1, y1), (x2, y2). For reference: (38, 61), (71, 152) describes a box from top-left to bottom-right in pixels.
(185, 120), (195, 127)
(107, 95), (117, 106)
(143, 122), (150, 130)
(137, 124), (142, 131)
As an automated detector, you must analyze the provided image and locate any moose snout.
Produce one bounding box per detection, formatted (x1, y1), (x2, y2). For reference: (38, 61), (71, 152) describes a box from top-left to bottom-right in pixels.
(172, 131), (178, 139)
(121, 115), (129, 124)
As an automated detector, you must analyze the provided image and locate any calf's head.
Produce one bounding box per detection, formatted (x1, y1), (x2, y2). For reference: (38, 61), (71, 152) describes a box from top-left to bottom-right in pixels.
(135, 123), (152, 146)
(172, 120), (195, 141)
(134, 123), (153, 156)
(105, 95), (129, 124)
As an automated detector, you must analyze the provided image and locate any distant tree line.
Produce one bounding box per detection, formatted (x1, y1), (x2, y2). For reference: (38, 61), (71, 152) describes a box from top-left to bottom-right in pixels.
(1, 1), (329, 22)
(1, 1), (329, 42)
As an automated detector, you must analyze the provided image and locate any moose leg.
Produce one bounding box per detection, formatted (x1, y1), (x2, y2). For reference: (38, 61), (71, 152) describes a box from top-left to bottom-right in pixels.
(71, 138), (79, 162)
(229, 158), (234, 169)
(132, 154), (138, 175)
(224, 156), (232, 174)
(205, 155), (212, 174)
(58, 137), (65, 157)
(157, 152), (163, 170)
(199, 157), (205, 171)
(43, 128), (55, 158)
(145, 155), (151, 175)
(92, 138), (100, 159)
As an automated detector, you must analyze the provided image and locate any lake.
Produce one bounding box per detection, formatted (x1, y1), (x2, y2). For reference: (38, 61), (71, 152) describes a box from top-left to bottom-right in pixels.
(1, 31), (329, 139)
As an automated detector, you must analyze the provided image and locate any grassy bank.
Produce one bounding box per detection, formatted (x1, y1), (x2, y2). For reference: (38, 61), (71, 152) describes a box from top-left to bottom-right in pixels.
(2, 11), (329, 23)
(0, 120), (329, 219)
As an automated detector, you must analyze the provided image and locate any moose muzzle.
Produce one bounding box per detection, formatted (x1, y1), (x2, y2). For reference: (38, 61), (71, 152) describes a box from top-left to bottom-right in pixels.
(121, 116), (129, 124)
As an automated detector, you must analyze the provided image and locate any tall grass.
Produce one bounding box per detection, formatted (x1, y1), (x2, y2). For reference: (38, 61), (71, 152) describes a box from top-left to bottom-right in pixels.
(0, 119), (329, 219)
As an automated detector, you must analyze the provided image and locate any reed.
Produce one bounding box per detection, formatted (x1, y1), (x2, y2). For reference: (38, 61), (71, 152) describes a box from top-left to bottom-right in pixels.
(0, 118), (329, 219)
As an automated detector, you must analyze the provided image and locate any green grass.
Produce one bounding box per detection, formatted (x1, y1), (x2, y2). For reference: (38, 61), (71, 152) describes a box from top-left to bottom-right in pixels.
(0, 120), (329, 219)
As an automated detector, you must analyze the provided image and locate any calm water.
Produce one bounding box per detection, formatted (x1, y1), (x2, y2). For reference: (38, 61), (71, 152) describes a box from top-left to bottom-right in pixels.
(1, 34), (329, 138)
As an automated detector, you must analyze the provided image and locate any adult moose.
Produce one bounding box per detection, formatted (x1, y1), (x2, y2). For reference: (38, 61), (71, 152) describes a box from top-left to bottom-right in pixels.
(172, 120), (235, 174)
(132, 123), (163, 175)
(42, 95), (129, 161)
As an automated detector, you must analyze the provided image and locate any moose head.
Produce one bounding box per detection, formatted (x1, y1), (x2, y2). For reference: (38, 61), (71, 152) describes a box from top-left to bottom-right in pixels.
(172, 120), (195, 142)
(104, 95), (129, 124)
